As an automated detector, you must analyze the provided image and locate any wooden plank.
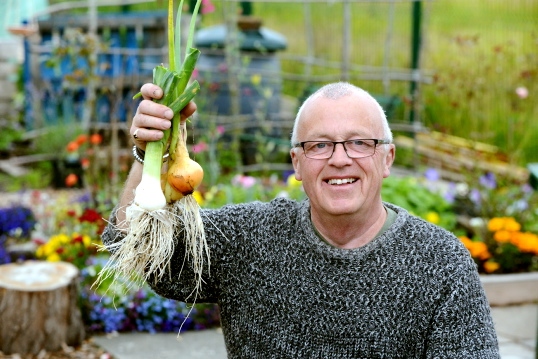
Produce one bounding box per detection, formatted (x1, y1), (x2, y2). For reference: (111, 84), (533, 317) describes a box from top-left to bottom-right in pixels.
(394, 134), (529, 183)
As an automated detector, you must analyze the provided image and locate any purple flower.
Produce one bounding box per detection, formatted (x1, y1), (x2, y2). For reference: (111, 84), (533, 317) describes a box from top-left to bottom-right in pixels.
(479, 172), (496, 190)
(424, 168), (440, 182)
(469, 188), (482, 206)
(443, 183), (457, 204)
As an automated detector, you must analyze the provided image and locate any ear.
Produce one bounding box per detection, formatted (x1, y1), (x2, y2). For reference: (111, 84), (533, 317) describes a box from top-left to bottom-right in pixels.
(382, 145), (396, 178)
(290, 149), (303, 181)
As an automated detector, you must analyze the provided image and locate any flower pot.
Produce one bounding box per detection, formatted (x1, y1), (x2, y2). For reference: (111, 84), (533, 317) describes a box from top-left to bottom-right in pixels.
(480, 272), (538, 306)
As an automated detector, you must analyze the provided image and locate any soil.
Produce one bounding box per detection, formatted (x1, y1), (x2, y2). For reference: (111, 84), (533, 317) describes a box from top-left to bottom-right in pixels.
(0, 339), (113, 359)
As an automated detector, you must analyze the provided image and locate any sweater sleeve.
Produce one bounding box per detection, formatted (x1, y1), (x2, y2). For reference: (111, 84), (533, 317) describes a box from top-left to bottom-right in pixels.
(100, 201), (272, 304)
(424, 251), (500, 358)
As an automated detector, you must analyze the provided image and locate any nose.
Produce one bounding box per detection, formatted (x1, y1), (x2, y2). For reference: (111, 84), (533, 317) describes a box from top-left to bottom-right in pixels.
(329, 143), (352, 163)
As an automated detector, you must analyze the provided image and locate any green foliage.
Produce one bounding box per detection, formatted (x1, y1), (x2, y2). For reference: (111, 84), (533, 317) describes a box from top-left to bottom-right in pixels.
(0, 123), (23, 152)
(198, 174), (305, 208)
(381, 175), (457, 232)
(0, 162), (53, 192)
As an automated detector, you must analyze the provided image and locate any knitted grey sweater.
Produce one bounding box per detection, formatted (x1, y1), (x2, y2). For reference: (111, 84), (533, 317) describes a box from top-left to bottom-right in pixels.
(102, 198), (500, 358)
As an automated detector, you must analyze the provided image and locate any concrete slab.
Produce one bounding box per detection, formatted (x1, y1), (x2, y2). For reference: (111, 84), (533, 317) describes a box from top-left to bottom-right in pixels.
(490, 303), (537, 340)
(93, 329), (227, 359)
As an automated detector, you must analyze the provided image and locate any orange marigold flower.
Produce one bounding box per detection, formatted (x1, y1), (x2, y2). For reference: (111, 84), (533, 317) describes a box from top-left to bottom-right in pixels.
(460, 237), (491, 261)
(504, 217), (521, 232)
(459, 236), (473, 248)
(470, 242), (491, 260)
(75, 134), (88, 145)
(65, 173), (78, 187)
(493, 230), (511, 243)
(66, 141), (79, 152)
(513, 232), (538, 255)
(484, 261), (500, 273)
(487, 217), (506, 232)
(90, 133), (103, 145)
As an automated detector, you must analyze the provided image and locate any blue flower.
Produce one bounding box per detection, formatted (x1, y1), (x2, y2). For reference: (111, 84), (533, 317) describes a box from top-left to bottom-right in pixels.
(0, 206), (36, 238)
(0, 235), (10, 264)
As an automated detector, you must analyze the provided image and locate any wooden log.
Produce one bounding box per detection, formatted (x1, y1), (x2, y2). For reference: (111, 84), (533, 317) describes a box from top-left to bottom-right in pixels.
(0, 261), (85, 355)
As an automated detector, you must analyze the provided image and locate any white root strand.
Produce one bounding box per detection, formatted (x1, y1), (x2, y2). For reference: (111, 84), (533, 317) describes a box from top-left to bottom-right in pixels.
(175, 195), (210, 300)
(95, 196), (209, 303)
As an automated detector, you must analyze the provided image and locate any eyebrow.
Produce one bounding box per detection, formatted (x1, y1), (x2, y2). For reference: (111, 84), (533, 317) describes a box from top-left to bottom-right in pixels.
(303, 132), (375, 140)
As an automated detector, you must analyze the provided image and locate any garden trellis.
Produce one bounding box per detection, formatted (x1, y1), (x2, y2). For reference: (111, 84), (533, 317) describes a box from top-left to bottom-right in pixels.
(192, 0), (434, 175)
(19, 0), (434, 187)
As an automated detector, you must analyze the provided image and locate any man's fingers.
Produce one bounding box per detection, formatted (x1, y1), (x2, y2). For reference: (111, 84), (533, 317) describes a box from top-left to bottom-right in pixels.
(137, 100), (174, 120)
(140, 83), (164, 100)
(180, 101), (197, 121)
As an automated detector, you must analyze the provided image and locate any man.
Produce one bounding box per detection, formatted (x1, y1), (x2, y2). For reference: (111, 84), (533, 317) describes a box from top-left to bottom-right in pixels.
(102, 82), (500, 358)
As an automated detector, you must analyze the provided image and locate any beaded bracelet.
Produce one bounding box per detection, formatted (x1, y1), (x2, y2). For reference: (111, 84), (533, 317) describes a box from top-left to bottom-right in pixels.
(132, 145), (169, 164)
(132, 145), (145, 164)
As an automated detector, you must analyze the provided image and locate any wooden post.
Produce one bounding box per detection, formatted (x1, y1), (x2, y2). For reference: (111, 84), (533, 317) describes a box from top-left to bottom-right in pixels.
(0, 261), (85, 355)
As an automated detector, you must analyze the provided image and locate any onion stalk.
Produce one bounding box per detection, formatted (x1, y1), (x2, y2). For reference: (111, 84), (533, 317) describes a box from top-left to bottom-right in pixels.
(96, 0), (208, 305)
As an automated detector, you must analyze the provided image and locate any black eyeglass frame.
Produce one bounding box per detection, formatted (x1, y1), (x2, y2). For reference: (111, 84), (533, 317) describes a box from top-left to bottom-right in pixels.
(293, 139), (391, 159)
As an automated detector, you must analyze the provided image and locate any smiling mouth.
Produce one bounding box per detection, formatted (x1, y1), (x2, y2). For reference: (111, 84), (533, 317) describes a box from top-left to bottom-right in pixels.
(327, 178), (357, 185)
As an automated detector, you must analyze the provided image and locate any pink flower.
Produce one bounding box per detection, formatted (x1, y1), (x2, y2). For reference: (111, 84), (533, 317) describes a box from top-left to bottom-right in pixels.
(515, 86), (528, 99)
(232, 174), (257, 189)
(216, 125), (225, 135)
(192, 142), (208, 153)
(201, 0), (215, 14)
(218, 63), (228, 73)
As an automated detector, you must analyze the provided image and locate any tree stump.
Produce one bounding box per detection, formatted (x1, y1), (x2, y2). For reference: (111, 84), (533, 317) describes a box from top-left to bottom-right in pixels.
(0, 260), (85, 355)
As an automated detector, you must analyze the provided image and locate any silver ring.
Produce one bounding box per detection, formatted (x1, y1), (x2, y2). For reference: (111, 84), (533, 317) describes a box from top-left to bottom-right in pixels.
(133, 128), (140, 140)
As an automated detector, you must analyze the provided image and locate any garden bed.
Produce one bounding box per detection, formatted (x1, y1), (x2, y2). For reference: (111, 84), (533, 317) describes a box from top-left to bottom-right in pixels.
(1, 167), (537, 355)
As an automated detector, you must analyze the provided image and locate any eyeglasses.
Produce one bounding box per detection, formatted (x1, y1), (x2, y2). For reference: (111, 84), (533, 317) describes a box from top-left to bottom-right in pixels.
(293, 139), (391, 159)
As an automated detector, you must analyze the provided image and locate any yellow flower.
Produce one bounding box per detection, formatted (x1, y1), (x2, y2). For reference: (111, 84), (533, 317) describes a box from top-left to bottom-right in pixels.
(287, 175), (301, 188)
(250, 74), (262, 86)
(425, 211), (440, 225)
(484, 261), (500, 273)
(47, 253), (61, 262)
(192, 190), (204, 205)
(82, 235), (92, 247)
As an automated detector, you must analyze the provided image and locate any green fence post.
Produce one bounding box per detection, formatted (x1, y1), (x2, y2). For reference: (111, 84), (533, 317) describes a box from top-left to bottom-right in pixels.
(408, 0), (422, 124)
(240, 2), (253, 16)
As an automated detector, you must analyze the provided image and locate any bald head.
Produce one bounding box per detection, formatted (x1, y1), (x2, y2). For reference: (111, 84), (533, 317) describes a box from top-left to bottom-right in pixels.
(290, 82), (392, 146)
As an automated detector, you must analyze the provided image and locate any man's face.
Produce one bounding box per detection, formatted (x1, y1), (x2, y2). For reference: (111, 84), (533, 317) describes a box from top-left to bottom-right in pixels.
(290, 93), (395, 219)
